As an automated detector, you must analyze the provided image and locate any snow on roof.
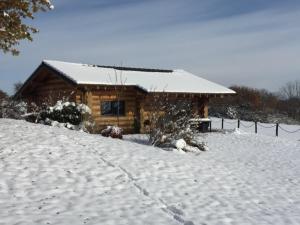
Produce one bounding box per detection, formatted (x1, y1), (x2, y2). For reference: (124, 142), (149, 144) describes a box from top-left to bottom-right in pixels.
(43, 60), (235, 94)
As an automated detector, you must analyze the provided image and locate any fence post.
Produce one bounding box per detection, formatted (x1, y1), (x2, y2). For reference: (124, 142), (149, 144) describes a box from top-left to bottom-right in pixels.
(238, 119), (240, 128)
(255, 121), (257, 133)
(221, 118), (224, 129)
(276, 123), (279, 137)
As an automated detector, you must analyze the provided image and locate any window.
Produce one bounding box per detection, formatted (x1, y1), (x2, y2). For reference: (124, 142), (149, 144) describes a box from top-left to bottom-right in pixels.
(101, 101), (125, 116)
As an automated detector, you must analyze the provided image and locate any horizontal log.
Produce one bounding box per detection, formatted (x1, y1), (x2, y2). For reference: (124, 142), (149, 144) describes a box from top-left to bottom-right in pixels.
(94, 117), (134, 122)
(91, 106), (136, 111)
(44, 79), (71, 86)
(35, 86), (75, 93)
(95, 121), (134, 125)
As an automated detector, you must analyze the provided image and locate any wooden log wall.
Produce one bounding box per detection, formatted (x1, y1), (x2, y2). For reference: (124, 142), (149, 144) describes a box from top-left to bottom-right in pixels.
(79, 86), (141, 134)
(21, 69), (77, 105)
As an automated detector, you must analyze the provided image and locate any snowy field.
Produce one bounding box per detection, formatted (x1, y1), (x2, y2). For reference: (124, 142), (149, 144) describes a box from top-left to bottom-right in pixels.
(0, 119), (299, 225)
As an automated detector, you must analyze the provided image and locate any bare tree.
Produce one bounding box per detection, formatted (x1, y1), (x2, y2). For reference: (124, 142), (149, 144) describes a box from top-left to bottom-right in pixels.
(13, 81), (23, 94)
(280, 80), (300, 99)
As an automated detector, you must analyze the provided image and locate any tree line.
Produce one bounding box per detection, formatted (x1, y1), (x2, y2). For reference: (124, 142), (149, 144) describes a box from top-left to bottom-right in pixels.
(210, 80), (300, 123)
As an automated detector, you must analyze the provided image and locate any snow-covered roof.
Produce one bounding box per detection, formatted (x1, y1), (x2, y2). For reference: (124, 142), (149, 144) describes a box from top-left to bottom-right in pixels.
(43, 60), (235, 94)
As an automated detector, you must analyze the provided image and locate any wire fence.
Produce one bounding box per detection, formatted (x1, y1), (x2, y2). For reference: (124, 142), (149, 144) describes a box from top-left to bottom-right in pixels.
(207, 118), (300, 137)
(278, 125), (300, 134)
(257, 123), (277, 129)
(240, 122), (255, 128)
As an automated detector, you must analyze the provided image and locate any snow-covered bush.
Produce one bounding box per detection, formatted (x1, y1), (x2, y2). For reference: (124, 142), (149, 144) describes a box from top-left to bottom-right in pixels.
(227, 106), (238, 119)
(0, 99), (27, 119)
(42, 118), (90, 131)
(175, 139), (186, 150)
(147, 95), (206, 152)
(101, 126), (123, 139)
(37, 100), (93, 132)
(21, 102), (41, 123)
(39, 100), (91, 124)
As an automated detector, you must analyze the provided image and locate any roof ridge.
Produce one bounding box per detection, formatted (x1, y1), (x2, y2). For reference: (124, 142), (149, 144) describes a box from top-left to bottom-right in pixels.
(92, 65), (173, 73)
(43, 59), (173, 73)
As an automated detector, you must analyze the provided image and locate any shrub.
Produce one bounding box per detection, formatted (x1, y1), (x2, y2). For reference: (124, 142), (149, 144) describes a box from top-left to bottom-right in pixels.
(147, 94), (206, 152)
(0, 99), (27, 119)
(37, 100), (93, 131)
(101, 126), (123, 139)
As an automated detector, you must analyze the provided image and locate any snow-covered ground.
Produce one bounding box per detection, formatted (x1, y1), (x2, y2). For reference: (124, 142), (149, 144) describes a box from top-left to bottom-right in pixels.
(0, 119), (299, 225)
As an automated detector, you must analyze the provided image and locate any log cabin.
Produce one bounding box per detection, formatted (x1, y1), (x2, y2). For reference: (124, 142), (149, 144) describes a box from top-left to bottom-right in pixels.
(15, 60), (235, 133)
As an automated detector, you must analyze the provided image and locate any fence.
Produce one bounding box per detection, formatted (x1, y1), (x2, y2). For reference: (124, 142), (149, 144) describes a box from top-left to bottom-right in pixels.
(207, 118), (300, 138)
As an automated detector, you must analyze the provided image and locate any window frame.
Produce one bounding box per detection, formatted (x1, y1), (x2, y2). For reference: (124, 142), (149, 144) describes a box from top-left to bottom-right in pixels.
(101, 100), (126, 117)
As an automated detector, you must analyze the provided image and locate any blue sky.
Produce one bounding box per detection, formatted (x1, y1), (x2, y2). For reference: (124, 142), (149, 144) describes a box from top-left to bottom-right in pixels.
(1, 0), (300, 94)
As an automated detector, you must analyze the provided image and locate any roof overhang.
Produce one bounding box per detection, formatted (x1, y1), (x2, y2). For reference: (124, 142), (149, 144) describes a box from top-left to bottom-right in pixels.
(14, 62), (77, 99)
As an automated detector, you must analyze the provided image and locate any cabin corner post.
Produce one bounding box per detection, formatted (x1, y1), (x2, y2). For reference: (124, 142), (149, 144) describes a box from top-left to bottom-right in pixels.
(139, 101), (145, 133)
(204, 96), (209, 118)
(82, 88), (93, 121)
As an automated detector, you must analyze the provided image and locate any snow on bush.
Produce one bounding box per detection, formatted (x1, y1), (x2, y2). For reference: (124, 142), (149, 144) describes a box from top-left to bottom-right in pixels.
(227, 106), (238, 119)
(101, 126), (123, 139)
(77, 103), (92, 115)
(175, 139), (186, 150)
(42, 118), (87, 131)
(0, 99), (27, 119)
(38, 100), (93, 132)
(40, 100), (90, 125)
(147, 95), (207, 152)
(0, 97), (94, 132)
